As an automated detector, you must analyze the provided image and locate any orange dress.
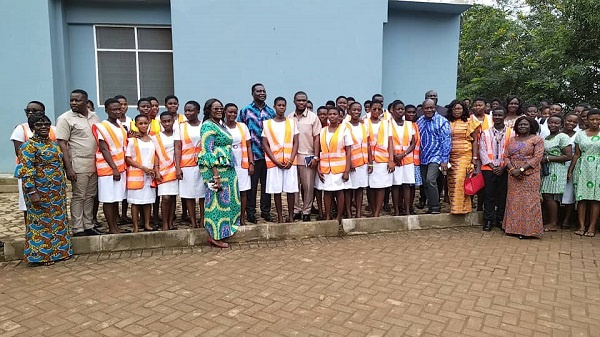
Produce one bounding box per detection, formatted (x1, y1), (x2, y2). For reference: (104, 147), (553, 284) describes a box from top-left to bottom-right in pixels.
(448, 119), (480, 214)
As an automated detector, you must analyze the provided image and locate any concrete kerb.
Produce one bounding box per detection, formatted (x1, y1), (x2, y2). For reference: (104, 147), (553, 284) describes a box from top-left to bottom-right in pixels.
(2, 212), (482, 261)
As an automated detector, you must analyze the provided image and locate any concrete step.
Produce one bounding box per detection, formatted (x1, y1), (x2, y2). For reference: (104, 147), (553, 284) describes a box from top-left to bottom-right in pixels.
(2, 212), (483, 261)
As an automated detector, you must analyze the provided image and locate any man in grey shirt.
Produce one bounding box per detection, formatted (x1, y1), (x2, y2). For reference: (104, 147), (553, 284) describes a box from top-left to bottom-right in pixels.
(56, 89), (103, 236)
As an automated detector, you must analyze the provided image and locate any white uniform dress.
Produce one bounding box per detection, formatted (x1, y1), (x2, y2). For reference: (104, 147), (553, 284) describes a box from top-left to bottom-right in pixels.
(348, 123), (369, 189)
(10, 123), (33, 211)
(126, 138), (157, 204)
(153, 131), (179, 196)
(226, 123), (251, 192)
(262, 120), (300, 194)
(368, 119), (394, 188)
(97, 122), (127, 203)
(117, 115), (133, 131)
(390, 120), (416, 185)
(175, 122), (206, 199)
(321, 127), (353, 191)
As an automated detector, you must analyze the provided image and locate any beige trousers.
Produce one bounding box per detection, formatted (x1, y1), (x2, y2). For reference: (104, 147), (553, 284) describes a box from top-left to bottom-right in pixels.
(70, 172), (98, 233)
(294, 154), (316, 215)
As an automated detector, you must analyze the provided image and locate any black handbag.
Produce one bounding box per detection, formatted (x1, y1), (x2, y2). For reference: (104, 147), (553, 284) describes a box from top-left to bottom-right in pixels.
(541, 162), (550, 176)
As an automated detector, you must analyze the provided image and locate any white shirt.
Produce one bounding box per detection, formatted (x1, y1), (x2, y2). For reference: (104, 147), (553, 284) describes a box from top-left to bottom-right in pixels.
(227, 123), (251, 167)
(96, 121), (126, 150)
(174, 122), (202, 148)
(117, 116), (133, 131)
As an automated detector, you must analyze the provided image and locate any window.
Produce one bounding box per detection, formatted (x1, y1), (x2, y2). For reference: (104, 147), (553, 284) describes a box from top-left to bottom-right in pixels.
(94, 26), (174, 106)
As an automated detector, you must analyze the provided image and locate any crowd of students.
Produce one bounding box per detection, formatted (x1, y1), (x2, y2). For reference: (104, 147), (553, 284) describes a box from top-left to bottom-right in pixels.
(10, 85), (600, 265)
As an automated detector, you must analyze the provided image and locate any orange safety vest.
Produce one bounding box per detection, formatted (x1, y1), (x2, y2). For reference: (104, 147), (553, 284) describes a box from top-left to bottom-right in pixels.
(236, 123), (250, 169)
(391, 120), (415, 166)
(366, 119), (390, 163)
(92, 121), (127, 176)
(126, 138), (156, 190)
(480, 127), (513, 171)
(264, 119), (297, 168)
(319, 125), (348, 174)
(179, 122), (200, 168)
(152, 132), (177, 184)
(412, 123), (421, 165)
(348, 122), (368, 168)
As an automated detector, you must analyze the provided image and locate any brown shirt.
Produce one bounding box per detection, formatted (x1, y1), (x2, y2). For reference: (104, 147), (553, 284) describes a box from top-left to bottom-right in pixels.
(56, 110), (100, 174)
(289, 109), (321, 155)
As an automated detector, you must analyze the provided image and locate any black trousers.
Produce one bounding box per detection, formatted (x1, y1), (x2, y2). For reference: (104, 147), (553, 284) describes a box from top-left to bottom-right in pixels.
(482, 170), (508, 223)
(247, 159), (271, 218)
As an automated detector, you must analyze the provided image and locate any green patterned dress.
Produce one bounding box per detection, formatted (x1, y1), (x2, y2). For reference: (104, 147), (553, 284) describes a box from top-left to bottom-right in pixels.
(540, 133), (570, 194)
(573, 130), (600, 201)
(198, 120), (240, 240)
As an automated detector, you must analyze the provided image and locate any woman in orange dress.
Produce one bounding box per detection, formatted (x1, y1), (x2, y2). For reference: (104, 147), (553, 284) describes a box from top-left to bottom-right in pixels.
(447, 100), (481, 214)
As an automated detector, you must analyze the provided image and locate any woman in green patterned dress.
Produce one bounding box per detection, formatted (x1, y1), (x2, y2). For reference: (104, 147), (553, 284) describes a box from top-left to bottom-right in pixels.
(568, 109), (600, 237)
(540, 115), (572, 232)
(198, 98), (240, 248)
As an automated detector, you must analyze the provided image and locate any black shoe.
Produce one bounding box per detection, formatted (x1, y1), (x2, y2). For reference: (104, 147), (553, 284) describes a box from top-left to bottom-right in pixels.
(427, 209), (441, 215)
(262, 214), (272, 222)
(247, 216), (258, 224)
(416, 201), (425, 209)
(311, 206), (319, 215)
(409, 207), (416, 215)
(383, 204), (391, 212)
(73, 231), (86, 237)
(84, 228), (104, 236)
(293, 213), (302, 221)
(302, 214), (311, 222)
(0, 241), (4, 248)
(483, 221), (492, 232)
(315, 215), (324, 221)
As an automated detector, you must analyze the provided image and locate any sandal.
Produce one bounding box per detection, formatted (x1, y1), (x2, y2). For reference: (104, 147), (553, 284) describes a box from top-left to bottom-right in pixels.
(575, 229), (586, 236)
(584, 232), (596, 238)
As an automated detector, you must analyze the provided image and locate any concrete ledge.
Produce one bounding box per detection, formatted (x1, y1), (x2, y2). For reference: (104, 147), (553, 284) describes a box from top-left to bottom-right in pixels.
(2, 212), (482, 261)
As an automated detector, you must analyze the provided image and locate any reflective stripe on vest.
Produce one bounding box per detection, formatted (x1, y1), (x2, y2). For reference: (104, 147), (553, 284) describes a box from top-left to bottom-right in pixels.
(264, 119), (297, 169)
(481, 127), (513, 171)
(412, 123), (421, 165)
(92, 121), (127, 176)
(180, 122), (200, 168)
(349, 122), (368, 168)
(126, 138), (155, 190)
(391, 120), (414, 166)
(319, 125), (347, 174)
(366, 119), (389, 163)
(152, 132), (177, 183)
(237, 123), (249, 169)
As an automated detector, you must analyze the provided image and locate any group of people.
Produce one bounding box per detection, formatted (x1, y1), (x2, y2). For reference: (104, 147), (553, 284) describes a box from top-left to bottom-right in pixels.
(11, 85), (599, 266)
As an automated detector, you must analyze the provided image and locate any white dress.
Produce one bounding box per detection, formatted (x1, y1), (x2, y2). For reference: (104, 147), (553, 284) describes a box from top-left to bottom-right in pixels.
(348, 123), (369, 189)
(126, 138), (156, 204)
(262, 120), (300, 194)
(174, 122), (206, 199)
(226, 123), (251, 192)
(10, 123), (33, 211)
(368, 120), (393, 188)
(321, 127), (353, 191)
(390, 120), (416, 185)
(153, 131), (179, 196)
(97, 122), (127, 203)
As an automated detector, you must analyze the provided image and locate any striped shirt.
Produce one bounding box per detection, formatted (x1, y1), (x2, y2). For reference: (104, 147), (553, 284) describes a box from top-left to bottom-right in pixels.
(238, 102), (276, 160)
(416, 113), (451, 165)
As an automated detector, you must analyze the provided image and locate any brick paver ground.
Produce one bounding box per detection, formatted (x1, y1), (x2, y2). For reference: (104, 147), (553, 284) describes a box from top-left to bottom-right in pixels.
(1, 227), (599, 336)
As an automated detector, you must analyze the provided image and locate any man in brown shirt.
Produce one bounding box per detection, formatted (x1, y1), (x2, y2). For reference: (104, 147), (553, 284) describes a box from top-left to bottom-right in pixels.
(289, 91), (321, 221)
(56, 89), (103, 236)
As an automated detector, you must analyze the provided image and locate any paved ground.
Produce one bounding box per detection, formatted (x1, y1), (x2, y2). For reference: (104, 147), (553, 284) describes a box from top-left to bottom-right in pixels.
(1, 227), (599, 336)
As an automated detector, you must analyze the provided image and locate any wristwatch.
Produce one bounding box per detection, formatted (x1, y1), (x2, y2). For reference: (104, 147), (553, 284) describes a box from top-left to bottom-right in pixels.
(519, 167), (525, 172)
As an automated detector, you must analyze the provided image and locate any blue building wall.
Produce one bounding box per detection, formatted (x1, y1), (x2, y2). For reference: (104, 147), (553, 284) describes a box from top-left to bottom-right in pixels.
(170, 0), (388, 111)
(382, 8), (461, 107)
(0, 0), (57, 173)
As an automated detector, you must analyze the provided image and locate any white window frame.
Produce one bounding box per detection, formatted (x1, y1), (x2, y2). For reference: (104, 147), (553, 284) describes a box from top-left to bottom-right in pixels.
(93, 24), (173, 107)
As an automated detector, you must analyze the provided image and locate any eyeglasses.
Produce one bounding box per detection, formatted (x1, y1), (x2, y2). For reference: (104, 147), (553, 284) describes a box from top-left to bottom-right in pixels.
(24, 109), (43, 113)
(34, 122), (51, 127)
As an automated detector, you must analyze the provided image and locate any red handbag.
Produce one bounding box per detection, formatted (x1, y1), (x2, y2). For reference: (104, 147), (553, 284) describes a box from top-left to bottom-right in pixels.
(464, 172), (485, 196)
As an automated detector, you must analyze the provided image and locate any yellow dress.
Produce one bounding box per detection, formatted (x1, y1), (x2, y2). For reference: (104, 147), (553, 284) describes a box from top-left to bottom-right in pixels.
(448, 119), (481, 214)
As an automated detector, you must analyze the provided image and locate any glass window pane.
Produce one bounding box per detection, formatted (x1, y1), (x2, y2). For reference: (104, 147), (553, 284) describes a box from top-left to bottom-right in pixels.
(139, 52), (174, 101)
(96, 27), (135, 49)
(97, 51), (138, 103)
(138, 28), (172, 50)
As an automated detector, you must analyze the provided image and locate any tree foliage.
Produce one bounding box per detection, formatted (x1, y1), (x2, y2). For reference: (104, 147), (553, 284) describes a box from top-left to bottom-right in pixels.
(457, 0), (600, 107)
